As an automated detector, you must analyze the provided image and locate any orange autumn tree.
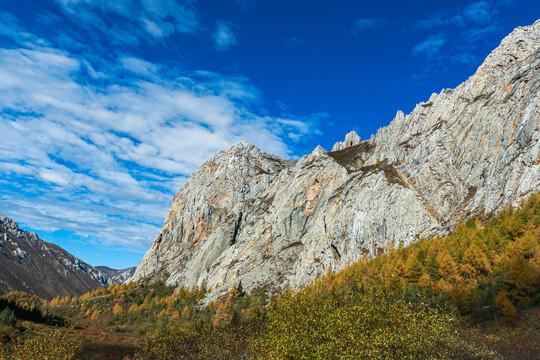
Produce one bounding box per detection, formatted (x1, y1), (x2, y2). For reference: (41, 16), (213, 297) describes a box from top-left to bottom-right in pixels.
(461, 243), (491, 280)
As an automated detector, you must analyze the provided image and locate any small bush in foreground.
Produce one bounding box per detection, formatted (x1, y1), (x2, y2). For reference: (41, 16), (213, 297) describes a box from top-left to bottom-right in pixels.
(135, 322), (261, 360)
(0, 309), (16, 327)
(0, 329), (82, 360)
(251, 284), (459, 360)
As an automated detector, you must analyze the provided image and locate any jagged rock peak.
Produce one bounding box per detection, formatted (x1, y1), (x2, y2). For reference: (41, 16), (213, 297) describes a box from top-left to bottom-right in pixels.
(312, 145), (327, 156)
(217, 140), (263, 161)
(332, 131), (361, 151)
(221, 140), (290, 165)
(0, 213), (38, 243)
(298, 145), (329, 165)
(229, 140), (258, 153)
(0, 213), (21, 233)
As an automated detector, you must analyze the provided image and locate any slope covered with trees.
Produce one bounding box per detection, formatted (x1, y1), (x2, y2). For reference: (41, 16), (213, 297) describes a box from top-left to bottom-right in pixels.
(1, 194), (539, 359)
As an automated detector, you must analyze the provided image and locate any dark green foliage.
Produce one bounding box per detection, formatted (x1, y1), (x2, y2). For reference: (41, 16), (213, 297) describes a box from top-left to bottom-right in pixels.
(147, 281), (175, 300)
(0, 296), (66, 326)
(236, 281), (244, 297)
(0, 307), (16, 326)
(426, 254), (441, 281)
(465, 218), (477, 229)
(406, 257), (424, 283)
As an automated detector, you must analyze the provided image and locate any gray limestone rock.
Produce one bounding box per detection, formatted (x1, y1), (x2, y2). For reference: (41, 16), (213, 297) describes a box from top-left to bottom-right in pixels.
(332, 131), (361, 151)
(132, 20), (540, 301)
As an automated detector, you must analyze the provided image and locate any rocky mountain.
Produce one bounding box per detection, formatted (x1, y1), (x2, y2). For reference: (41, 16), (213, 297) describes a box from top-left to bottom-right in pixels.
(96, 266), (136, 285)
(332, 130), (361, 151)
(0, 213), (126, 300)
(132, 20), (540, 300)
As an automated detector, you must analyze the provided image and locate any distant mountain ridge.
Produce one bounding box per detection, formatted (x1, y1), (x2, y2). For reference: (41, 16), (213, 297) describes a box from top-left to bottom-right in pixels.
(96, 266), (136, 284)
(130, 20), (538, 300)
(0, 213), (131, 300)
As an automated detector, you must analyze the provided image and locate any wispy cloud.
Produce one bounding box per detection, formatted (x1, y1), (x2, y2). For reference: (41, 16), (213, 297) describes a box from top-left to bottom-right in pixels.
(141, 18), (174, 39)
(412, 14), (465, 31)
(463, 1), (491, 24)
(451, 52), (479, 65)
(349, 18), (386, 35)
(54, 0), (199, 42)
(213, 21), (238, 51)
(412, 34), (446, 58)
(409, 0), (519, 70)
(0, 12), (50, 48)
(120, 56), (159, 77)
(0, 12), (322, 253)
(462, 23), (501, 44)
(411, 1), (494, 31)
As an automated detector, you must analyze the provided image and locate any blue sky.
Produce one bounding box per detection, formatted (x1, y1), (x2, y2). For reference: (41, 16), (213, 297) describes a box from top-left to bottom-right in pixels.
(0, 0), (538, 269)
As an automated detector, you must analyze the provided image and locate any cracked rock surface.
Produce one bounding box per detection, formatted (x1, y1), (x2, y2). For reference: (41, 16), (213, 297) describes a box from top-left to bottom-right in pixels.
(132, 20), (540, 301)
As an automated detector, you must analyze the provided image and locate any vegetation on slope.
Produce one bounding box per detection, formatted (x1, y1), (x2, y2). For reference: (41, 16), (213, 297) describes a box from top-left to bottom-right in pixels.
(251, 285), (458, 359)
(0, 194), (539, 359)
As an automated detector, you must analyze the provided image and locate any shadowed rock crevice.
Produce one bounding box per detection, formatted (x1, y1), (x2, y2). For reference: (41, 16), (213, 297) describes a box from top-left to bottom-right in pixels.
(230, 211), (243, 246)
(331, 243), (341, 261)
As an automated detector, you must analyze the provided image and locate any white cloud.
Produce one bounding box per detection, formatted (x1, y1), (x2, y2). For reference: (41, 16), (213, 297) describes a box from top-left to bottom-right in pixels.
(463, 1), (491, 24)
(462, 24), (501, 44)
(0, 14), (321, 253)
(412, 34), (446, 58)
(412, 14), (465, 31)
(0, 12), (51, 48)
(54, 0), (199, 41)
(141, 18), (168, 38)
(120, 56), (159, 77)
(411, 1), (509, 35)
(0, 162), (33, 175)
(38, 170), (70, 186)
(408, 1), (518, 73)
(0, 198), (161, 250)
(213, 21), (238, 51)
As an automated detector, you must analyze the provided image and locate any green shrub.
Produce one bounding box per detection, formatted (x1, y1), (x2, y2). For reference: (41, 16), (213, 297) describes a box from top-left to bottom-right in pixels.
(0, 329), (82, 360)
(251, 285), (459, 360)
(0, 308), (16, 327)
(135, 322), (261, 360)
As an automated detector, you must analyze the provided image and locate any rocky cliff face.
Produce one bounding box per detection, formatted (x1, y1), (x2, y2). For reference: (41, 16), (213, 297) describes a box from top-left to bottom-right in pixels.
(132, 20), (540, 300)
(0, 214), (127, 299)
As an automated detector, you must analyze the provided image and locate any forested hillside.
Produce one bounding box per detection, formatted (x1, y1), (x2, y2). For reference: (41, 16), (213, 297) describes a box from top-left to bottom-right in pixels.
(1, 193), (538, 359)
